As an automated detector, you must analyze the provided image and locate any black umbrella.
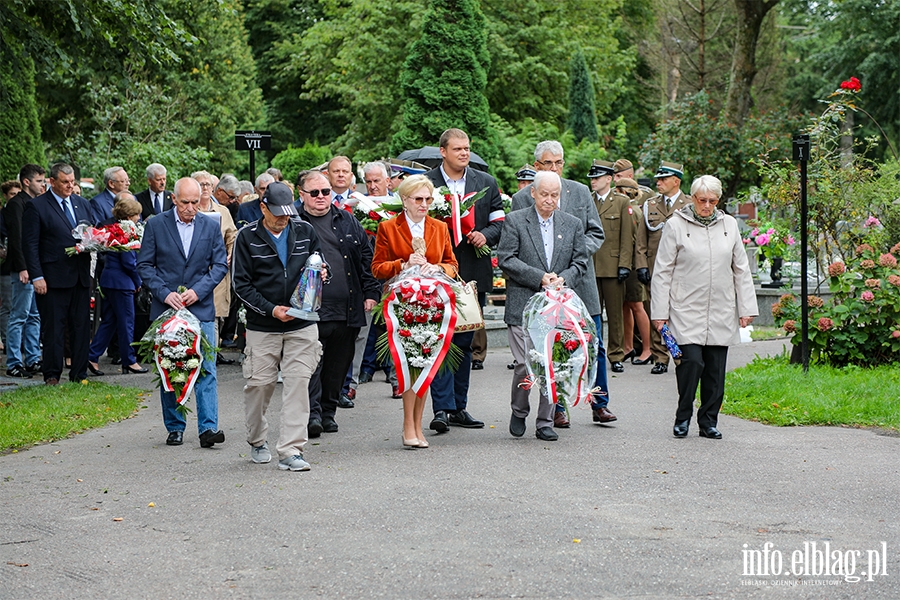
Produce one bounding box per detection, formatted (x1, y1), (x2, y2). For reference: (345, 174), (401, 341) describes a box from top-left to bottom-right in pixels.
(395, 146), (489, 172)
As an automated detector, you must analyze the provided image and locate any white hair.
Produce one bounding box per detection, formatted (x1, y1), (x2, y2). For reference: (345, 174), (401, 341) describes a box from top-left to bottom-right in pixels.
(145, 163), (166, 179)
(255, 172), (275, 188)
(363, 161), (389, 179)
(533, 170), (561, 192)
(103, 166), (125, 186)
(690, 175), (723, 199)
(534, 140), (564, 161)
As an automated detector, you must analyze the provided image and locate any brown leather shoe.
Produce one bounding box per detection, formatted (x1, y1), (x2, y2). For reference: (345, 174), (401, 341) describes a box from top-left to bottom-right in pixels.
(553, 411), (570, 428)
(592, 407), (617, 423)
(45, 378), (59, 386)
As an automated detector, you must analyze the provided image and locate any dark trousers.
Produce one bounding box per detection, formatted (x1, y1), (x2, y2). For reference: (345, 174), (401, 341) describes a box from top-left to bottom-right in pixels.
(89, 288), (137, 366)
(308, 321), (360, 421)
(220, 288), (240, 342)
(360, 321), (390, 376)
(430, 329), (474, 414)
(35, 284), (90, 381)
(674, 344), (728, 428)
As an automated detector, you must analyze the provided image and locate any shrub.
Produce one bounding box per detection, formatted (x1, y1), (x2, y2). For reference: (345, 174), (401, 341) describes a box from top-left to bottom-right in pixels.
(270, 142), (332, 184)
(774, 242), (900, 366)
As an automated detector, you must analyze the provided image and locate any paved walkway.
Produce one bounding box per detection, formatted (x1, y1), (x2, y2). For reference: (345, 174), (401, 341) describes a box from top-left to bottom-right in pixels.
(2, 339), (898, 598)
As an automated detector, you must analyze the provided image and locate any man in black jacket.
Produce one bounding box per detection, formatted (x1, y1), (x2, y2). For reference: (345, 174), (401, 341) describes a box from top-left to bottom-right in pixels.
(296, 171), (381, 437)
(423, 128), (505, 432)
(3, 164), (46, 378)
(232, 182), (323, 472)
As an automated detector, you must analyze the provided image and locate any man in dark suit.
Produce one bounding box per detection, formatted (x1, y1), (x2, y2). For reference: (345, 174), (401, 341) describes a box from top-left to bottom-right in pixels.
(91, 166), (130, 224)
(498, 171), (589, 441)
(137, 177), (229, 448)
(424, 127), (505, 433)
(512, 141), (616, 425)
(134, 163), (173, 221)
(22, 163), (94, 384)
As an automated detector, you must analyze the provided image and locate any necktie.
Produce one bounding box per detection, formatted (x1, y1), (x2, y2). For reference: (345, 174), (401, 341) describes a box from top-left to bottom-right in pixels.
(666, 197), (673, 209)
(62, 198), (76, 228)
(334, 194), (343, 206)
(155, 193), (162, 214)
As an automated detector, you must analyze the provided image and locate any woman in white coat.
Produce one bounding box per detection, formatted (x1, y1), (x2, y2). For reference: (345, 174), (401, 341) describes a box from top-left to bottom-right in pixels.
(650, 175), (757, 439)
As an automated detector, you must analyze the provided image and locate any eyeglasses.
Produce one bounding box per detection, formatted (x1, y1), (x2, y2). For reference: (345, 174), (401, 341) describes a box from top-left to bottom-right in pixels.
(407, 196), (433, 205)
(694, 197), (719, 205)
(537, 159), (565, 168)
(112, 179), (130, 184)
(222, 191), (238, 202)
(198, 182), (213, 188)
(303, 188), (331, 198)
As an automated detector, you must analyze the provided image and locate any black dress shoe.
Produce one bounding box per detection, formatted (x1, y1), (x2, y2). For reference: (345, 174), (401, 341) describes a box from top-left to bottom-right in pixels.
(322, 416), (339, 433)
(651, 362), (668, 374)
(199, 429), (225, 448)
(448, 410), (484, 428)
(507, 362), (516, 370)
(471, 360), (484, 370)
(122, 364), (149, 374)
(632, 355), (653, 365)
(166, 431), (184, 446)
(88, 363), (105, 376)
(699, 426), (722, 439)
(216, 353), (235, 365)
(429, 411), (450, 433)
(535, 426), (558, 441)
(337, 394), (355, 409)
(611, 361), (625, 373)
(358, 371), (374, 384)
(308, 419), (323, 438)
(673, 420), (689, 438)
(509, 414), (526, 437)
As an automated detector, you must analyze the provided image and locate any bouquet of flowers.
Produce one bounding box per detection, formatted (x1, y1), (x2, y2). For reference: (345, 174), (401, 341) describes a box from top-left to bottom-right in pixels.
(521, 286), (598, 412)
(375, 265), (462, 397)
(429, 186), (492, 256)
(349, 192), (399, 235)
(66, 221), (143, 256)
(743, 220), (795, 262)
(133, 297), (216, 414)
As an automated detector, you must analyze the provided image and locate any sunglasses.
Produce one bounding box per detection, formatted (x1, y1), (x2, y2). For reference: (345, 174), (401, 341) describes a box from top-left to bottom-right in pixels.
(304, 188), (331, 198)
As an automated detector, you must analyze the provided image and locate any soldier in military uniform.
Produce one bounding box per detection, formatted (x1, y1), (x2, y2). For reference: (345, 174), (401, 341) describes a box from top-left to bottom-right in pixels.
(634, 162), (688, 374)
(613, 159), (655, 202)
(613, 177), (654, 366)
(589, 160), (633, 373)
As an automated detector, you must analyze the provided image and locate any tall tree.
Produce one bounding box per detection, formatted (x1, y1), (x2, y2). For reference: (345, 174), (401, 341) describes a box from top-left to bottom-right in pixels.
(391, 0), (495, 162)
(566, 48), (599, 144)
(0, 51), (44, 178)
(722, 0), (779, 128)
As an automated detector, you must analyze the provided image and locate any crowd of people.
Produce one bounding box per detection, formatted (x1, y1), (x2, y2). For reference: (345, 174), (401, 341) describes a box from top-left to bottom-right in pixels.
(0, 127), (757, 470)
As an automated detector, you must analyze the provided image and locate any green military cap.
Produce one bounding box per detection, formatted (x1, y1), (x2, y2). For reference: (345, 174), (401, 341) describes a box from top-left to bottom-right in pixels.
(654, 161), (684, 179)
(515, 164), (536, 181)
(587, 159), (615, 178)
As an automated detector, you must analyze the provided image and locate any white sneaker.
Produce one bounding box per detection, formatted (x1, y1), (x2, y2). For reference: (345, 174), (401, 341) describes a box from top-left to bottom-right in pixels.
(278, 454), (310, 471)
(250, 442), (271, 464)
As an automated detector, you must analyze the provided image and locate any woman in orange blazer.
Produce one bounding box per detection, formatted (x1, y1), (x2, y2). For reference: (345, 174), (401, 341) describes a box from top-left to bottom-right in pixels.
(372, 174), (458, 449)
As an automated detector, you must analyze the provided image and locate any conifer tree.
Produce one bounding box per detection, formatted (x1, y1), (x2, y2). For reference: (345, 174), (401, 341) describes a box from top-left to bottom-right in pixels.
(391, 0), (496, 163)
(566, 48), (599, 144)
(0, 50), (45, 178)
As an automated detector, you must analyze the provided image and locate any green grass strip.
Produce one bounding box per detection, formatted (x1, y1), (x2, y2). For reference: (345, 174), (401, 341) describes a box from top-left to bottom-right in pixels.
(724, 354), (900, 428)
(0, 382), (147, 452)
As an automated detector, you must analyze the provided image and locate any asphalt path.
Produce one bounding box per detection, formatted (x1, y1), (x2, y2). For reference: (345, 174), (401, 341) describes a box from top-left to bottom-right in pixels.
(2, 339), (898, 599)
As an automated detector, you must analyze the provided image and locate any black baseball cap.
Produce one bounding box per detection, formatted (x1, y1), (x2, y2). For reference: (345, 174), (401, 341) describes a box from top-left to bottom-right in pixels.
(261, 181), (298, 216)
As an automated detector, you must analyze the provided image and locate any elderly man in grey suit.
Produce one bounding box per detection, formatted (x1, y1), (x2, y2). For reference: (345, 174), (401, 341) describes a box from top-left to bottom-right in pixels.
(499, 171), (589, 441)
(511, 140), (617, 426)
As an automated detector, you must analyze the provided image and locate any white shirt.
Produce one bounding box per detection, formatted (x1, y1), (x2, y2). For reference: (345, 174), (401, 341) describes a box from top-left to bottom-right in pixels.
(439, 165), (467, 197)
(406, 214), (425, 238)
(535, 207), (554, 269)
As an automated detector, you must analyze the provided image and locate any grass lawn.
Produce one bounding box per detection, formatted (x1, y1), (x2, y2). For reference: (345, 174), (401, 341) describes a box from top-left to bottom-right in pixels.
(0, 382), (147, 452)
(724, 354), (900, 429)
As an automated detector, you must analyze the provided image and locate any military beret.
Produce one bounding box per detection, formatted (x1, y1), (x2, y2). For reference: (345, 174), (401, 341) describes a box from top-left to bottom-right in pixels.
(613, 159), (633, 174)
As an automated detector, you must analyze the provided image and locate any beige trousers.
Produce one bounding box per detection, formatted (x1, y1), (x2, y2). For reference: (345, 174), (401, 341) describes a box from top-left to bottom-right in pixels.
(243, 326), (321, 459)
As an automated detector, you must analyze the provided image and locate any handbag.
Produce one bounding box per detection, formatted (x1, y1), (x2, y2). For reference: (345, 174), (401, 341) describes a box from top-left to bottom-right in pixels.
(454, 279), (484, 332)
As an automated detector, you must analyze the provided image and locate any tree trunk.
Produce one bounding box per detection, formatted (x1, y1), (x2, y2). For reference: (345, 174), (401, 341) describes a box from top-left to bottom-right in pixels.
(722, 0), (778, 129)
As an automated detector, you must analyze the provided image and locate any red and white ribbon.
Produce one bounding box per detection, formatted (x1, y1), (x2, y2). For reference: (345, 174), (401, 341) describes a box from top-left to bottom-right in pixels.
(154, 313), (203, 406)
(537, 288), (593, 407)
(382, 276), (458, 397)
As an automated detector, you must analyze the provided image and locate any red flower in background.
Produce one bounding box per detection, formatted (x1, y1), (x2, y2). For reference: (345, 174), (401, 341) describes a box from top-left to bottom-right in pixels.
(840, 77), (861, 92)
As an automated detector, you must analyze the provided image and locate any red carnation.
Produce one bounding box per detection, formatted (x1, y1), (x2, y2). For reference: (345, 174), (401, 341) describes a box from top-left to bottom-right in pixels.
(554, 332), (562, 342)
(185, 348), (195, 356)
(368, 211), (380, 220)
(564, 340), (579, 352)
(403, 311), (414, 324)
(422, 347), (431, 355)
(175, 361), (184, 369)
(431, 313), (442, 322)
(416, 314), (428, 323)
(491, 257), (498, 268)
(399, 329), (412, 337)
(168, 340), (179, 347)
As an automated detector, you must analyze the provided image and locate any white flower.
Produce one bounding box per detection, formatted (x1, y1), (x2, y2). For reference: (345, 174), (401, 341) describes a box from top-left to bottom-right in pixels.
(186, 358), (200, 369)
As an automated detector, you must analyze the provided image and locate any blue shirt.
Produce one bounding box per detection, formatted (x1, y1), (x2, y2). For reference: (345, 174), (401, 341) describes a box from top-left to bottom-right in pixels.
(266, 227), (289, 267)
(175, 212), (195, 257)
